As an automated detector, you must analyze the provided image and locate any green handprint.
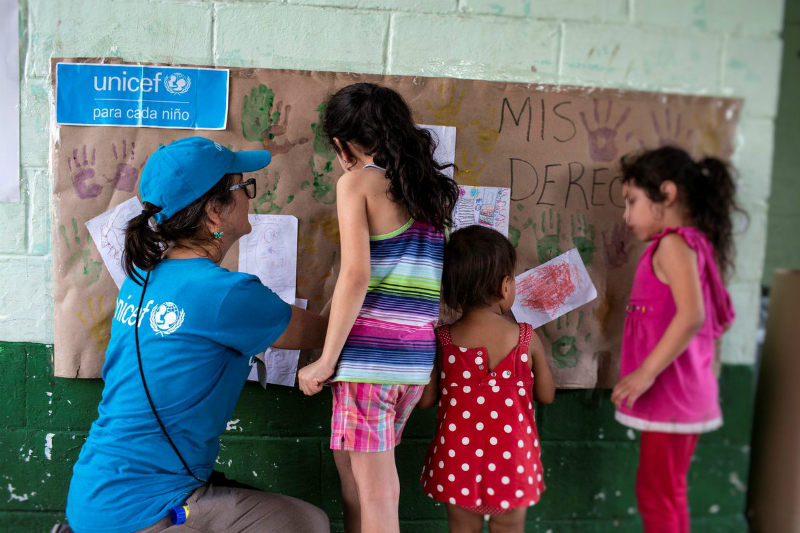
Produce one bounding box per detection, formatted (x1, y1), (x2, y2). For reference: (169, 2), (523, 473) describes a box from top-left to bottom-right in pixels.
(242, 84), (279, 142)
(253, 170), (283, 215)
(571, 214), (598, 266)
(303, 157), (337, 205)
(60, 218), (102, 285)
(311, 103), (337, 160)
(243, 85), (308, 154)
(508, 225), (521, 248)
(539, 310), (591, 369)
(302, 102), (338, 205)
(535, 209), (562, 264)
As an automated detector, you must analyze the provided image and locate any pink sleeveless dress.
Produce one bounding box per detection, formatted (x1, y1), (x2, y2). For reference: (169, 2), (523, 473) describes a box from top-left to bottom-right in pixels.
(616, 227), (736, 433)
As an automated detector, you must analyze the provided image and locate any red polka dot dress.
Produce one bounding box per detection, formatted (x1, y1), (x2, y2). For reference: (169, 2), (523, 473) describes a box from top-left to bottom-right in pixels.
(420, 323), (545, 514)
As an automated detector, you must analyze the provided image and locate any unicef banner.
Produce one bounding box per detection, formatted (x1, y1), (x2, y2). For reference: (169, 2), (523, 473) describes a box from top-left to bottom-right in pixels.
(55, 63), (229, 130)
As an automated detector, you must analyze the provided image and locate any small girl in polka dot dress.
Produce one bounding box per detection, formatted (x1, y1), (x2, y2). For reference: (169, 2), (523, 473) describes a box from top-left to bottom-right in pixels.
(417, 226), (555, 532)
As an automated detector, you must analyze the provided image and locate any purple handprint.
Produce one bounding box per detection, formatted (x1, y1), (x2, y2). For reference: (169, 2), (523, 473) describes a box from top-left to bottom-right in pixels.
(580, 99), (631, 163)
(601, 222), (632, 269)
(68, 146), (102, 200)
(651, 109), (694, 149)
(109, 140), (146, 192)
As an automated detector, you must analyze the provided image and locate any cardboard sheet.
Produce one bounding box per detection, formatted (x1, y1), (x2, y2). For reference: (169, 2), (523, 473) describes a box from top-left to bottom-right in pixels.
(52, 58), (741, 387)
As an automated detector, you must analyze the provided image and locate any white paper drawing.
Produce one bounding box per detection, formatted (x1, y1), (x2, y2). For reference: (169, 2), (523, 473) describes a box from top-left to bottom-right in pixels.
(510, 248), (597, 329)
(85, 197), (144, 287)
(452, 186), (511, 237)
(247, 298), (307, 387)
(239, 214), (298, 304)
(418, 124), (456, 179)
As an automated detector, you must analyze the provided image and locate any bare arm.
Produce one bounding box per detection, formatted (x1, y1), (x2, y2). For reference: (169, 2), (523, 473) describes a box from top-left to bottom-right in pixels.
(298, 174), (371, 395)
(417, 349), (441, 409)
(528, 330), (555, 404)
(612, 234), (705, 409)
(271, 306), (328, 350)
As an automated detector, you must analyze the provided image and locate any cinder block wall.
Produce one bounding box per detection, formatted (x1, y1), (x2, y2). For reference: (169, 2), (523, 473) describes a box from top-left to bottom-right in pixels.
(0, 1), (784, 531)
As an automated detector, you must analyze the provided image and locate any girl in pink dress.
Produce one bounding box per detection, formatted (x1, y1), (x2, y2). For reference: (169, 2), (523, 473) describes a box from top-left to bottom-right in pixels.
(418, 226), (555, 533)
(611, 147), (738, 533)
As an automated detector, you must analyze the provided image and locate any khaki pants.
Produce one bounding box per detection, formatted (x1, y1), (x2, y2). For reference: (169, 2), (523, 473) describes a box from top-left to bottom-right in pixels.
(136, 483), (330, 533)
(55, 474), (329, 533)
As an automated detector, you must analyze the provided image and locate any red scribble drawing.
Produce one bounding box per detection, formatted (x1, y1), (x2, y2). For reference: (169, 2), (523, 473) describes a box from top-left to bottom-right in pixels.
(517, 262), (579, 314)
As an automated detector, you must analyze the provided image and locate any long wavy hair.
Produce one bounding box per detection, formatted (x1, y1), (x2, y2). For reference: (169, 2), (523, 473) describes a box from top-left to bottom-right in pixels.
(620, 146), (743, 276)
(322, 83), (459, 230)
(123, 174), (238, 284)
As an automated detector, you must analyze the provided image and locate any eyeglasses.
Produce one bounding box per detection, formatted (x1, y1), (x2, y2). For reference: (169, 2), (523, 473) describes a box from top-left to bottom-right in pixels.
(230, 178), (257, 199)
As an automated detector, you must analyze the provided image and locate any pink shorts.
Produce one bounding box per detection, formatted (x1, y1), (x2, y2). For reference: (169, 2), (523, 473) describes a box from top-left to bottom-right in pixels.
(330, 381), (424, 453)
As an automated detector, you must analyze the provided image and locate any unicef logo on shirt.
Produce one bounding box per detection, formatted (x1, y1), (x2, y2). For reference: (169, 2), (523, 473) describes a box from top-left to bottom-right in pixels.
(149, 302), (186, 336)
(163, 73), (191, 95)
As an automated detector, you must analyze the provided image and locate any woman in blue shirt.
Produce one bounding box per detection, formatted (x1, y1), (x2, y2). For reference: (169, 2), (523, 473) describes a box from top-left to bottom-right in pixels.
(62, 137), (330, 533)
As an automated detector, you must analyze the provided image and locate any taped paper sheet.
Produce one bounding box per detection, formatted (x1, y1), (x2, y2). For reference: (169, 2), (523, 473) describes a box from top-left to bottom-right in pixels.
(453, 186), (511, 236)
(85, 197), (144, 288)
(247, 298), (308, 387)
(239, 214), (298, 304)
(418, 124), (456, 179)
(511, 248), (597, 329)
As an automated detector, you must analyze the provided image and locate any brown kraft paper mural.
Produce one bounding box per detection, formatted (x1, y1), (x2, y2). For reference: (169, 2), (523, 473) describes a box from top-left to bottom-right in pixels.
(51, 58), (741, 386)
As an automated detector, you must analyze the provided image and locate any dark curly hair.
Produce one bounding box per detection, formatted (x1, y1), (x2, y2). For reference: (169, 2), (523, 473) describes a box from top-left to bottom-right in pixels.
(442, 226), (517, 313)
(123, 173), (238, 284)
(620, 146), (743, 276)
(322, 83), (459, 231)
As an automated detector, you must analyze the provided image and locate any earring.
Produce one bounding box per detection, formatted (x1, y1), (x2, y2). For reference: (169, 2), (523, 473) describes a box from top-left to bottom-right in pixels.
(212, 226), (224, 240)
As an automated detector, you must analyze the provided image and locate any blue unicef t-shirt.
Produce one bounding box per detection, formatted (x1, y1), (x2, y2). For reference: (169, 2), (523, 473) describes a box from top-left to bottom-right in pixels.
(66, 258), (292, 533)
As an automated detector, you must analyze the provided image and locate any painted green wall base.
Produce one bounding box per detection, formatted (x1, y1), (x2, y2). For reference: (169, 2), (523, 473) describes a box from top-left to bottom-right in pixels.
(0, 342), (753, 532)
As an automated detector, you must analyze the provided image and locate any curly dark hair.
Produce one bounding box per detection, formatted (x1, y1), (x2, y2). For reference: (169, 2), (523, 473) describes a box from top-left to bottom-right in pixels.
(123, 174), (238, 284)
(620, 146), (743, 276)
(442, 226), (517, 313)
(322, 82), (459, 231)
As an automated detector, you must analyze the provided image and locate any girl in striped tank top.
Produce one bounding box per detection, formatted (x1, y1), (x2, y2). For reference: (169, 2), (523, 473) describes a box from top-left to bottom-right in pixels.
(298, 83), (459, 533)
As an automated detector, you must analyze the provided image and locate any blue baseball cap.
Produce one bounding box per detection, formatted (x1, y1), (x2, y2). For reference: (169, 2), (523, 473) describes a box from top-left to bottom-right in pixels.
(140, 136), (272, 224)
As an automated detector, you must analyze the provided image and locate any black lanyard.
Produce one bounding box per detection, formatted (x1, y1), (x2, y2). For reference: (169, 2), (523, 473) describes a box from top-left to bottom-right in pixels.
(134, 269), (205, 483)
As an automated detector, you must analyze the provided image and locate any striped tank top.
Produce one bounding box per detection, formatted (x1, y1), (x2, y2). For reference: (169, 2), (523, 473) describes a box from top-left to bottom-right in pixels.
(333, 165), (445, 385)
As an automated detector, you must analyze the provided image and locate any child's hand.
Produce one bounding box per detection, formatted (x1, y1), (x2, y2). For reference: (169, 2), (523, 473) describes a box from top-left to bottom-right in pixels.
(298, 358), (336, 396)
(611, 367), (656, 410)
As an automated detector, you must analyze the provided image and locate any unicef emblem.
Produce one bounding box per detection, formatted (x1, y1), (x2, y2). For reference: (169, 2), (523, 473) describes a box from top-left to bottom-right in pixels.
(164, 73), (191, 95)
(150, 302), (186, 336)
